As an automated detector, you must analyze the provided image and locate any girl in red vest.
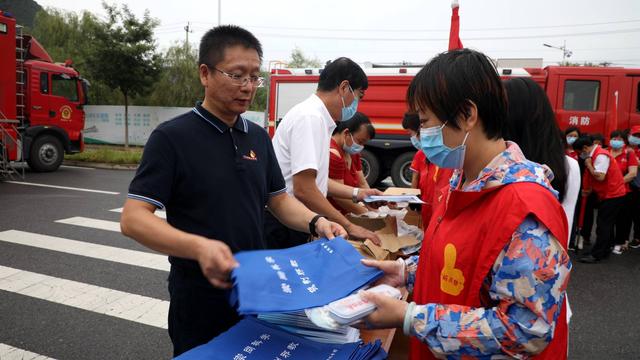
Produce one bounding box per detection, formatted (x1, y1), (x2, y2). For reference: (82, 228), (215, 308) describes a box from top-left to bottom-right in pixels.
(358, 49), (571, 359)
(608, 130), (638, 254)
(627, 125), (640, 249)
(564, 127), (581, 161)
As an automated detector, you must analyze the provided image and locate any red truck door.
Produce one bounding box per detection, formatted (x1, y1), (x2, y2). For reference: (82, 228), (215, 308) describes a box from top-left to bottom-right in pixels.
(553, 74), (610, 135)
(50, 73), (82, 127)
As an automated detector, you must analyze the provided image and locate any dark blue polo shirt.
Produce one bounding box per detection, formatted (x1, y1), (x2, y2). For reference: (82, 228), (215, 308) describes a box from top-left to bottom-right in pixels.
(128, 103), (286, 270)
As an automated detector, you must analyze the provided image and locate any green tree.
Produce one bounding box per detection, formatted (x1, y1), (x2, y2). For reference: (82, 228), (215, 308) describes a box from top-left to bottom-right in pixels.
(248, 71), (270, 112)
(86, 2), (161, 147)
(288, 46), (321, 68)
(136, 42), (203, 107)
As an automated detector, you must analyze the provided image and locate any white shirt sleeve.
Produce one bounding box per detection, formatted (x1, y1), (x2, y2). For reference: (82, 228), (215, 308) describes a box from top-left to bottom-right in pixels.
(561, 156), (581, 238)
(593, 154), (610, 174)
(288, 114), (325, 176)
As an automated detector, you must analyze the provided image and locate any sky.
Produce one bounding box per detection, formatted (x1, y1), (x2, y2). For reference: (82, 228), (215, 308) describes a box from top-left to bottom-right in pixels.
(35, 0), (640, 68)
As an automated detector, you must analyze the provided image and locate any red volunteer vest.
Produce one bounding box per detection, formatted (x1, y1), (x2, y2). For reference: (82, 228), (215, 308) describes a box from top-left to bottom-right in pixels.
(589, 146), (626, 200)
(410, 182), (569, 360)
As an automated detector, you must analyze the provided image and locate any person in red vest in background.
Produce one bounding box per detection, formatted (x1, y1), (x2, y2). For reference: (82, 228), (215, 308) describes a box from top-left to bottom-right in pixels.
(402, 112), (453, 225)
(608, 130), (638, 254)
(573, 135), (627, 263)
(564, 126), (581, 160)
(357, 49), (571, 359)
(628, 126), (640, 249)
(328, 112), (375, 215)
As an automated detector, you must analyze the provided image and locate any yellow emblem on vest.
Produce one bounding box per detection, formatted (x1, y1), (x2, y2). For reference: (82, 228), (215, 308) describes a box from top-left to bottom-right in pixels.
(440, 243), (465, 296)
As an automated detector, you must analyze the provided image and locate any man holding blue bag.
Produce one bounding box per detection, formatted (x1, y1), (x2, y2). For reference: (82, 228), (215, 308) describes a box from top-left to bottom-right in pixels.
(120, 25), (345, 357)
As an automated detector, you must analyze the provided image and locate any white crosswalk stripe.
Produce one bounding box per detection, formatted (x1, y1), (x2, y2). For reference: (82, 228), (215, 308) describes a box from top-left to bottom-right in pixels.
(4, 181), (119, 195)
(0, 343), (56, 360)
(0, 230), (169, 272)
(54, 217), (121, 232)
(110, 207), (167, 219)
(0, 265), (169, 329)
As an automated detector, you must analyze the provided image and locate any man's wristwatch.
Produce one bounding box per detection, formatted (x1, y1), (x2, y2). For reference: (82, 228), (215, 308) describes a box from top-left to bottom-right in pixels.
(352, 187), (360, 203)
(309, 214), (327, 237)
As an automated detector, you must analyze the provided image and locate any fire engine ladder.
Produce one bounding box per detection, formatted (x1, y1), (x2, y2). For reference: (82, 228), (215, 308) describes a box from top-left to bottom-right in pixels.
(15, 25), (26, 127)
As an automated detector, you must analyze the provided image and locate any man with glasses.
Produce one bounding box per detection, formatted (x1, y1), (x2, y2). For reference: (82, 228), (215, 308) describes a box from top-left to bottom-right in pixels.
(120, 25), (346, 357)
(267, 57), (383, 249)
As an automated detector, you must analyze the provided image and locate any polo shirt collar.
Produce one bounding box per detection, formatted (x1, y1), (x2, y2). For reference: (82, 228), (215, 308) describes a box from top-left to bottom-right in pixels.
(192, 102), (249, 134)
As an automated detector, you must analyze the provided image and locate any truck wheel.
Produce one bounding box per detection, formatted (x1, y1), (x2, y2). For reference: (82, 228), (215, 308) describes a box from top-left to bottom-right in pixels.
(390, 151), (416, 188)
(360, 149), (380, 187)
(27, 135), (64, 172)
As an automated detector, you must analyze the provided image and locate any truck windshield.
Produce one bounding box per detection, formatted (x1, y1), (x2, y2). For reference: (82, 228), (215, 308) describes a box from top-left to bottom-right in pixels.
(52, 74), (79, 102)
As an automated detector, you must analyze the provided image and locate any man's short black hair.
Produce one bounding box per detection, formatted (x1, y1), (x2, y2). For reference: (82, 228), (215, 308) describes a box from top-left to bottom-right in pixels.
(407, 49), (506, 140)
(572, 135), (593, 151)
(402, 112), (420, 132)
(199, 25), (263, 67)
(318, 57), (368, 92)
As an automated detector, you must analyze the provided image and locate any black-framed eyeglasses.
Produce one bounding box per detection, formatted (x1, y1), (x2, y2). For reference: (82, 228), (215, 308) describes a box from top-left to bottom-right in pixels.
(211, 67), (265, 88)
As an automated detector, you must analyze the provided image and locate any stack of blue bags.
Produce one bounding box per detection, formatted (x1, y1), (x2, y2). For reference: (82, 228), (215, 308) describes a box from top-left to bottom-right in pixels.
(175, 317), (387, 360)
(176, 237), (389, 359)
(228, 237), (383, 314)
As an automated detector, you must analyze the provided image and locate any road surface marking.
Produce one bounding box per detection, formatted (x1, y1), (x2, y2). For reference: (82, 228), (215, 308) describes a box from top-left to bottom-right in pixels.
(0, 230), (169, 272)
(0, 343), (56, 359)
(4, 181), (119, 195)
(0, 266), (169, 329)
(110, 207), (167, 219)
(60, 165), (95, 170)
(55, 217), (121, 232)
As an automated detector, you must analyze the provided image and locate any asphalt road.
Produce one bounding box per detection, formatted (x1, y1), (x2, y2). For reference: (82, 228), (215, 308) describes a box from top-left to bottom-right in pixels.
(0, 166), (639, 359)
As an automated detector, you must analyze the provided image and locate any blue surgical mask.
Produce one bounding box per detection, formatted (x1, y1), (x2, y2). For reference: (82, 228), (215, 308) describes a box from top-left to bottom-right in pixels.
(340, 85), (359, 121)
(629, 135), (640, 146)
(566, 136), (577, 145)
(420, 122), (469, 169)
(410, 136), (421, 150)
(580, 152), (589, 160)
(343, 134), (364, 154)
(610, 139), (625, 150)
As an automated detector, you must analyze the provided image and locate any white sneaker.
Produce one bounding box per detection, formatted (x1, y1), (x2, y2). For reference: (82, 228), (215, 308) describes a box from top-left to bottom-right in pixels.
(612, 245), (623, 255)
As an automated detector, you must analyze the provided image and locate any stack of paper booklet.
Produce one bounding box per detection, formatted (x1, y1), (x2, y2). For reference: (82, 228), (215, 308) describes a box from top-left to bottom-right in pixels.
(175, 317), (386, 360)
(258, 311), (360, 344)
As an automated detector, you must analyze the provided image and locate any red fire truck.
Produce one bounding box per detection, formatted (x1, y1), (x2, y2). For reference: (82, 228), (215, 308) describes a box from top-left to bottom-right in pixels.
(0, 10), (88, 175)
(268, 65), (640, 187)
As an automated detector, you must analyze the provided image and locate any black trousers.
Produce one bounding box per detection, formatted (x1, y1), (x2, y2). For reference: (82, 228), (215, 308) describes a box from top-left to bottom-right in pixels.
(590, 196), (625, 260)
(580, 192), (598, 241)
(614, 192), (634, 245)
(168, 265), (240, 357)
(263, 209), (310, 249)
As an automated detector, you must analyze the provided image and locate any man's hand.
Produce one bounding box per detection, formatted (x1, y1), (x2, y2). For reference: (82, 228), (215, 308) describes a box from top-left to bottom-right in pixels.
(195, 237), (239, 289)
(357, 291), (408, 329)
(361, 259), (406, 287)
(345, 223), (382, 245)
(314, 217), (348, 239)
(356, 188), (384, 202)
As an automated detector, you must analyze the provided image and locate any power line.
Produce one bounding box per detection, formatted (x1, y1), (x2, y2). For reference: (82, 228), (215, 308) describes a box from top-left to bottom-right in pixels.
(250, 27), (640, 42)
(187, 18), (640, 33)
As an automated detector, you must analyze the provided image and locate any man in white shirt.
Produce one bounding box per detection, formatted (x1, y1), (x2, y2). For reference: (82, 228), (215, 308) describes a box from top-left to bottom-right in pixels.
(267, 57), (382, 248)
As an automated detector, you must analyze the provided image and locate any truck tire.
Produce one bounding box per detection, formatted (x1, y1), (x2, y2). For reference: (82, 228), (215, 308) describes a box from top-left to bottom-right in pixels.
(360, 149), (380, 187)
(27, 135), (64, 172)
(390, 151), (416, 188)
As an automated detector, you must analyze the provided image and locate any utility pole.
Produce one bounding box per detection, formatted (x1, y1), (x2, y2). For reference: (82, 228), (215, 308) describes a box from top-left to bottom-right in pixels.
(218, 0), (221, 25)
(184, 22), (193, 49)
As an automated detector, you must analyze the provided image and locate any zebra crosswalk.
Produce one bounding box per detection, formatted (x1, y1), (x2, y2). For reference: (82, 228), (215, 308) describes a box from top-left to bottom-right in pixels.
(0, 202), (174, 359)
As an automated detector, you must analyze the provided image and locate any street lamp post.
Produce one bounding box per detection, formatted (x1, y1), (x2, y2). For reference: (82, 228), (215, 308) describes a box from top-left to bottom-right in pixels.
(543, 41), (573, 64)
